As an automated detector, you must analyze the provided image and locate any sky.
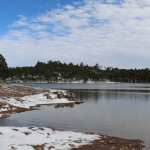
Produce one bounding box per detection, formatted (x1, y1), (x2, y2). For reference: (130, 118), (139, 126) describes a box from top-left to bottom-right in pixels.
(0, 0), (150, 68)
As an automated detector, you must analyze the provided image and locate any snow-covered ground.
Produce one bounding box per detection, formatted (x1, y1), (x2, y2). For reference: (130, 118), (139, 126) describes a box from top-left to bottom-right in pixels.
(0, 88), (75, 114)
(0, 92), (74, 110)
(0, 127), (100, 150)
(8, 79), (119, 84)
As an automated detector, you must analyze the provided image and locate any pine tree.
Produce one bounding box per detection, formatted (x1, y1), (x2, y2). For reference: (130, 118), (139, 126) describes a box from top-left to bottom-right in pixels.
(0, 54), (8, 80)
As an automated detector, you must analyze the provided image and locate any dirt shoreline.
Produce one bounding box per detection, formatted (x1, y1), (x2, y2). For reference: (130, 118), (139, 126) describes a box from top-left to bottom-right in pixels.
(32, 133), (144, 150)
(0, 83), (144, 150)
(73, 135), (144, 150)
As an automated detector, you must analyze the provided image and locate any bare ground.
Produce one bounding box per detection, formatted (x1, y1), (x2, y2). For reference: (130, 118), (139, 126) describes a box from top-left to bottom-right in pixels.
(73, 134), (144, 150)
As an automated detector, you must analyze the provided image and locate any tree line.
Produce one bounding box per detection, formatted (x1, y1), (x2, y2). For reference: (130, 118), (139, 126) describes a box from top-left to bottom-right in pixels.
(8, 61), (102, 83)
(0, 54), (150, 83)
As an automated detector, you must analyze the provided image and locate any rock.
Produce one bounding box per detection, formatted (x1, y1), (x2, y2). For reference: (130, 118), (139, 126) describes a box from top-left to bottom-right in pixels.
(53, 91), (76, 101)
(47, 95), (52, 99)
(70, 93), (76, 98)
(57, 92), (65, 99)
(68, 98), (73, 101)
(16, 98), (24, 102)
(75, 101), (84, 104)
(44, 94), (52, 99)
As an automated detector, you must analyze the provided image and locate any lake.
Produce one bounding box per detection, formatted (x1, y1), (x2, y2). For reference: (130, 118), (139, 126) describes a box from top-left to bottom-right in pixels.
(1, 83), (150, 149)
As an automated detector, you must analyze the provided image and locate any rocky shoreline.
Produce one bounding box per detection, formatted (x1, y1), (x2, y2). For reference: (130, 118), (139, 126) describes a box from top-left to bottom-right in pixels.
(0, 83), (78, 119)
(0, 83), (144, 150)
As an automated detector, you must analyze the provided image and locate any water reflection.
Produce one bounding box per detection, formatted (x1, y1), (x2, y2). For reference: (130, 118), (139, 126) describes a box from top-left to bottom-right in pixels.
(54, 103), (75, 108)
(74, 89), (150, 102)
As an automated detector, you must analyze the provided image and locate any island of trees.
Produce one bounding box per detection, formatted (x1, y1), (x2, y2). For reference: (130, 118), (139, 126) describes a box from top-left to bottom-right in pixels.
(0, 54), (150, 83)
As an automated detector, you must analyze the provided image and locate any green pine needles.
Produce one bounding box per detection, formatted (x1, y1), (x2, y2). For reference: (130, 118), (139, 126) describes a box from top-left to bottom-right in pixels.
(0, 54), (8, 80)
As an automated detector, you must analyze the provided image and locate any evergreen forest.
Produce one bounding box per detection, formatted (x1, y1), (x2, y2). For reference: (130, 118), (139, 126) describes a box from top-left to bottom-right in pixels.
(0, 54), (150, 83)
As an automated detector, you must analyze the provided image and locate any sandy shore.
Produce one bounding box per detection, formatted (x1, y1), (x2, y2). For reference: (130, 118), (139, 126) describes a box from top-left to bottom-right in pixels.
(0, 83), (144, 150)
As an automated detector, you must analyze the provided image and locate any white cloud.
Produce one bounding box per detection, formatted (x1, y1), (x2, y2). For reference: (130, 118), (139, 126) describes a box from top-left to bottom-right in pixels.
(1, 0), (150, 68)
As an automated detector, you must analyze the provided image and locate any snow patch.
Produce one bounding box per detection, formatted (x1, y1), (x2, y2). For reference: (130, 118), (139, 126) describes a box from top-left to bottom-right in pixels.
(0, 127), (100, 150)
(0, 89), (75, 111)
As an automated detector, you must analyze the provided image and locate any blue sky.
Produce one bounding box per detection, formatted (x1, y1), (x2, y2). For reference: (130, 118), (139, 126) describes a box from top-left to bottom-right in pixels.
(0, 0), (150, 68)
(0, 0), (80, 34)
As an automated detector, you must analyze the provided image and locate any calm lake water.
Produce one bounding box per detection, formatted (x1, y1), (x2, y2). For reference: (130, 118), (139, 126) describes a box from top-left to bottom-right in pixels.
(1, 83), (150, 149)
